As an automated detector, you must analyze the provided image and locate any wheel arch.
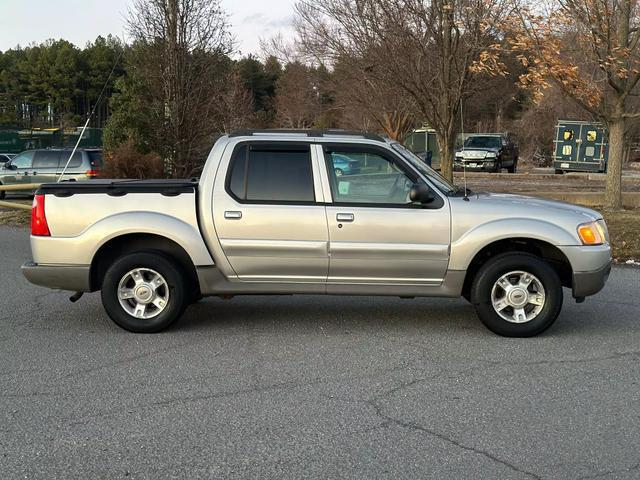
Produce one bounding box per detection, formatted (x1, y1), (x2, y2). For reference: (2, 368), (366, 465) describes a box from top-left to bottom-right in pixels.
(461, 237), (573, 302)
(90, 233), (200, 295)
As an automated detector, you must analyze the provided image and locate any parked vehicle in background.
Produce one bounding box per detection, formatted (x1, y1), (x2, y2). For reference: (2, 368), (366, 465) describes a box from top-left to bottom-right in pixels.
(330, 153), (361, 176)
(23, 130), (611, 337)
(454, 133), (519, 173)
(0, 148), (102, 199)
(554, 120), (608, 174)
(0, 153), (15, 165)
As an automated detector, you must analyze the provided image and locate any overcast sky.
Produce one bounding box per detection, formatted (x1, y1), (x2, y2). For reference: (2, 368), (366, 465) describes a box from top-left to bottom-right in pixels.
(0, 0), (296, 56)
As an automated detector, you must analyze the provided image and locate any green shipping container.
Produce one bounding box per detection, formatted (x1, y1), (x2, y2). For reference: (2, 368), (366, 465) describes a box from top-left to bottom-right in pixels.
(553, 120), (608, 173)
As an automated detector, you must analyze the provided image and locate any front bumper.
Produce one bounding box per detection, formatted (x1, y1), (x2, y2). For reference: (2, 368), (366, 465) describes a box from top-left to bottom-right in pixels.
(453, 160), (496, 171)
(572, 261), (611, 297)
(557, 244), (612, 298)
(22, 262), (91, 292)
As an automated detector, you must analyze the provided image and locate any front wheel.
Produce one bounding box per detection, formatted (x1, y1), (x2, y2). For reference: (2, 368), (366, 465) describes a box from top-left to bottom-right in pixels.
(0, 182), (5, 200)
(335, 168), (344, 176)
(101, 252), (188, 333)
(507, 158), (518, 173)
(470, 253), (563, 337)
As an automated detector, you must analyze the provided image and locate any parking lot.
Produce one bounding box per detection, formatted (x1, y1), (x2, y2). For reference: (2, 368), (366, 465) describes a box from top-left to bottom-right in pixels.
(1, 225), (640, 479)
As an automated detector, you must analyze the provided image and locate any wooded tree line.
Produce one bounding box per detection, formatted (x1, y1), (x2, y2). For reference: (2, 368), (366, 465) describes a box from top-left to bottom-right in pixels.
(0, 0), (637, 209)
(0, 36), (124, 128)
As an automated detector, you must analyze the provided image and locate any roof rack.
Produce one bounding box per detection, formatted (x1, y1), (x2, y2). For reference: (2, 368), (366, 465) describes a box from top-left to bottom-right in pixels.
(228, 128), (386, 142)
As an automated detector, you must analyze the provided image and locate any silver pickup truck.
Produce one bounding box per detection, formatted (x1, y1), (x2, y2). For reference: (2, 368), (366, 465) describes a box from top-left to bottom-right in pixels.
(22, 130), (612, 337)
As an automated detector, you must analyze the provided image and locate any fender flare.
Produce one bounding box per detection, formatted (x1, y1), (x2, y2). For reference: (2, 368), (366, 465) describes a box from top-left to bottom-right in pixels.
(81, 211), (214, 266)
(449, 218), (578, 271)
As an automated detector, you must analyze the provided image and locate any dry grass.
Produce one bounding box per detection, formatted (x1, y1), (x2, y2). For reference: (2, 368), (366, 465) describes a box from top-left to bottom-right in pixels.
(601, 209), (640, 263)
(0, 208), (30, 226)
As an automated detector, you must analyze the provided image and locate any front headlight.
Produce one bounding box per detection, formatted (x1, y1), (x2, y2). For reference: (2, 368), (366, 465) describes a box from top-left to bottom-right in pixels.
(577, 220), (608, 245)
(596, 219), (609, 243)
(455, 152), (463, 158)
(485, 152), (497, 158)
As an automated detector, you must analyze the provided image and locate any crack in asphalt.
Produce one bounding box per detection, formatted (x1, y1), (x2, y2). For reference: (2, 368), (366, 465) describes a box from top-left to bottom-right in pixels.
(365, 377), (543, 480)
(61, 361), (414, 428)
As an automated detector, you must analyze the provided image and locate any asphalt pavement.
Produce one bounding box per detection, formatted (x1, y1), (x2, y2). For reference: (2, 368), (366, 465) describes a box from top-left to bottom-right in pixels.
(1, 225), (639, 479)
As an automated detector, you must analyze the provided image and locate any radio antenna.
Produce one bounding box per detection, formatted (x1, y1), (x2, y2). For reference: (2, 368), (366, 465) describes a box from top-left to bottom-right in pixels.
(460, 98), (469, 201)
(57, 41), (125, 182)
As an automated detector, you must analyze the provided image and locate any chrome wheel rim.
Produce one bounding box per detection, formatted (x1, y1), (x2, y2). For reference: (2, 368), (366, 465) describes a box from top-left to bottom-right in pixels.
(490, 270), (545, 324)
(117, 268), (169, 319)
(335, 169), (343, 176)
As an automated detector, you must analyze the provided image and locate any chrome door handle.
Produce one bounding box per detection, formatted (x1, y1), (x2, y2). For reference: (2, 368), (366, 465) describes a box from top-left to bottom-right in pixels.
(336, 213), (354, 222)
(224, 211), (242, 219)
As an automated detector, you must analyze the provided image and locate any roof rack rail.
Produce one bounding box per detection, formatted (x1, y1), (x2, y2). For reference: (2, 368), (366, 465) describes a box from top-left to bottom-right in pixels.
(228, 128), (386, 142)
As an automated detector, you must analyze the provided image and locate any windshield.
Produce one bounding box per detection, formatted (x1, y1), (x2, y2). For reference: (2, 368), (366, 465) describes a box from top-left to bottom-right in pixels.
(390, 142), (456, 194)
(463, 136), (501, 149)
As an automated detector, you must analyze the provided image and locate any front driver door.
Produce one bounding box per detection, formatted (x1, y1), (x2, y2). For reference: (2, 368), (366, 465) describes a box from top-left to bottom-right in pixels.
(322, 144), (450, 289)
(2, 151), (35, 187)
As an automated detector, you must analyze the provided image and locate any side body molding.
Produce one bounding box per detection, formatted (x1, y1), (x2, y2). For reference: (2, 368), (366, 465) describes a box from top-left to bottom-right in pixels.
(448, 218), (579, 271)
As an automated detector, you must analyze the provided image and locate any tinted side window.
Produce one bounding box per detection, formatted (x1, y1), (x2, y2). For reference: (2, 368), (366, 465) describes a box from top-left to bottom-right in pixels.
(228, 145), (314, 203)
(33, 151), (61, 168)
(10, 151), (35, 169)
(87, 151), (103, 167)
(59, 151), (83, 168)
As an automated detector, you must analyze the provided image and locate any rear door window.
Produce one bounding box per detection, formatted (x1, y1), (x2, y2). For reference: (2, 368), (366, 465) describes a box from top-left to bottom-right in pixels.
(227, 145), (315, 203)
(33, 151), (61, 169)
(59, 151), (83, 168)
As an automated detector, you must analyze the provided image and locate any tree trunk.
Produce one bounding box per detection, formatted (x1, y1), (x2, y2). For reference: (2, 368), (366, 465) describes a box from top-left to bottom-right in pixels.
(437, 130), (455, 182)
(605, 117), (624, 210)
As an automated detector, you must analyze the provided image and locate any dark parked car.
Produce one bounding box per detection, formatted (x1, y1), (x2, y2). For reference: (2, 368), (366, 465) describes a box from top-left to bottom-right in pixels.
(454, 134), (519, 173)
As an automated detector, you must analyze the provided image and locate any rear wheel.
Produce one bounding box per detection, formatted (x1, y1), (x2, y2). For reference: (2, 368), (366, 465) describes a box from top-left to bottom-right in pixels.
(470, 253), (563, 337)
(555, 169), (565, 175)
(101, 252), (188, 333)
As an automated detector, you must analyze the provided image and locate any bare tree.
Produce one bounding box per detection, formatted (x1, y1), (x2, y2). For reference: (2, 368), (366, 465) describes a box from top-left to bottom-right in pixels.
(295, 0), (509, 180)
(127, 0), (233, 177)
(510, 0), (640, 209)
(274, 62), (322, 128)
(332, 59), (418, 141)
(215, 72), (256, 133)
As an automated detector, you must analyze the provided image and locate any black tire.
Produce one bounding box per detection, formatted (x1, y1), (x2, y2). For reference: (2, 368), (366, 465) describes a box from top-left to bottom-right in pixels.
(494, 160), (502, 173)
(0, 182), (5, 200)
(470, 252), (563, 337)
(101, 251), (188, 333)
(507, 159), (518, 173)
(555, 169), (564, 175)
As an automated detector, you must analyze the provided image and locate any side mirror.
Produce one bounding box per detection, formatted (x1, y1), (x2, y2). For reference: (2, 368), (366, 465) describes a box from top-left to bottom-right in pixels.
(410, 183), (434, 204)
(5, 163), (16, 170)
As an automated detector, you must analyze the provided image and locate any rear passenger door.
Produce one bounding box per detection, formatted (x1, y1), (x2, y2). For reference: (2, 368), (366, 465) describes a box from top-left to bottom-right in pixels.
(213, 142), (329, 285)
(32, 150), (62, 184)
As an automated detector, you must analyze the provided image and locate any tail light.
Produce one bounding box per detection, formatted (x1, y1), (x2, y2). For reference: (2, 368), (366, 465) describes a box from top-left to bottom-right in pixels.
(31, 194), (50, 237)
(85, 169), (99, 178)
